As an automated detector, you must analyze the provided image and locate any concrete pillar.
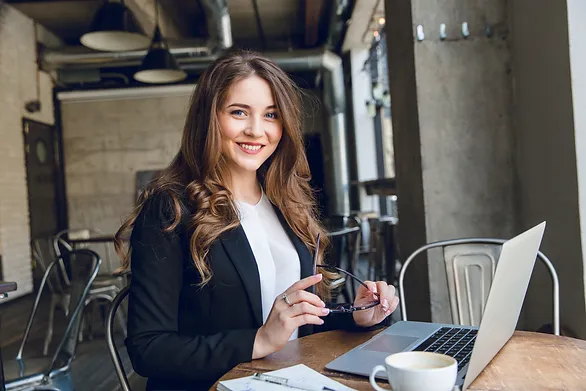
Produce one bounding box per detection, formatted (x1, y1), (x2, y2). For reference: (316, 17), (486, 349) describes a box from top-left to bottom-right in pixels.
(384, 0), (516, 322)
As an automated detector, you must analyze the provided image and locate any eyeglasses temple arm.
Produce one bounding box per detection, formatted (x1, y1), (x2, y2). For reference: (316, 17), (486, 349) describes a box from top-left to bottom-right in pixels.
(315, 264), (381, 298)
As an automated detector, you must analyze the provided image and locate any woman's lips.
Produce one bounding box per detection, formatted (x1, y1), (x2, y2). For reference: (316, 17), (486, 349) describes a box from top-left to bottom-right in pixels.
(237, 143), (264, 155)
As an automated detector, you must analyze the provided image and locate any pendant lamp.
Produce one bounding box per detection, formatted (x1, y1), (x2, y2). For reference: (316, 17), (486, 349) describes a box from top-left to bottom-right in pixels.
(133, 1), (187, 84)
(81, 0), (150, 52)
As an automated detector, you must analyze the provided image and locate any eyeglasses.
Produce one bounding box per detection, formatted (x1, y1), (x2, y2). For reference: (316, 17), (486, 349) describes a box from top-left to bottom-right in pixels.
(313, 233), (380, 313)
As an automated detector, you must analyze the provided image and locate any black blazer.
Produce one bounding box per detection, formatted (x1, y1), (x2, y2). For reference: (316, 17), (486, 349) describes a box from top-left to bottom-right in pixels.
(126, 192), (384, 390)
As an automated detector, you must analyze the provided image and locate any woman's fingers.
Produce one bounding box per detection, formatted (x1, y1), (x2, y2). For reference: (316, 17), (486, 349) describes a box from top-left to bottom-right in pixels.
(292, 313), (325, 328)
(283, 301), (330, 319)
(375, 281), (397, 312)
(284, 273), (323, 295)
(285, 289), (325, 308)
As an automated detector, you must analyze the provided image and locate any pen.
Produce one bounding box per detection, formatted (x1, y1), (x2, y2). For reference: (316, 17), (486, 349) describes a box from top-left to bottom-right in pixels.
(251, 372), (337, 391)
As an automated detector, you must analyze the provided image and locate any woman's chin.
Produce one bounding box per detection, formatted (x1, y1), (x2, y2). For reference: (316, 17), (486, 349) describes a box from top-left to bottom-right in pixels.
(232, 161), (263, 174)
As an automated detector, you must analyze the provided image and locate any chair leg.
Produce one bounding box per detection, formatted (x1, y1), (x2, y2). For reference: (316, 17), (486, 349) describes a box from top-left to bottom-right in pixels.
(43, 295), (58, 356)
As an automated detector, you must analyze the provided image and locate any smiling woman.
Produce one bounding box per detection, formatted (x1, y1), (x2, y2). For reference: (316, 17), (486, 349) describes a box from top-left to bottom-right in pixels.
(113, 50), (399, 390)
(218, 75), (283, 183)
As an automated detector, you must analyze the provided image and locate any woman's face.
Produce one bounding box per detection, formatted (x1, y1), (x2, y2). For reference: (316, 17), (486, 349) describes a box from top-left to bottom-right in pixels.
(218, 75), (283, 176)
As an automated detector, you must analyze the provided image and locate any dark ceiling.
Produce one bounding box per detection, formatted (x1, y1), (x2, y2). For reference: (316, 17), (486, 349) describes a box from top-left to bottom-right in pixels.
(5, 0), (348, 51)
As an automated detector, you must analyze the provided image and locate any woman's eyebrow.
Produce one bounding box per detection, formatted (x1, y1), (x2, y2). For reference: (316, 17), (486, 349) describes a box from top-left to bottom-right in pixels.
(226, 103), (277, 109)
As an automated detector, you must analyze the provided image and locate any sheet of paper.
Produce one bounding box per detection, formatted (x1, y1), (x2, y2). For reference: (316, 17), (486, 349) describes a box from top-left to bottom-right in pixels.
(217, 364), (356, 391)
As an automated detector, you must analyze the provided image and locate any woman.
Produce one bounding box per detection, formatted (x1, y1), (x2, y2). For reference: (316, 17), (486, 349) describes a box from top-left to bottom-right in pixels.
(115, 50), (399, 390)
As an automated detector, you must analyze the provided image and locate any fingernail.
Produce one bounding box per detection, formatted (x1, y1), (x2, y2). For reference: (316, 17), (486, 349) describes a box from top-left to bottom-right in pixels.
(320, 301), (326, 307)
(319, 319), (325, 325)
(316, 273), (323, 279)
(322, 308), (330, 315)
(386, 309), (392, 316)
(383, 298), (389, 307)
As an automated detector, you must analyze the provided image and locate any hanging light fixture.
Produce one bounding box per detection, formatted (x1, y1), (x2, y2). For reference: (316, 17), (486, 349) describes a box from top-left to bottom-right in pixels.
(133, 0), (187, 84)
(81, 0), (150, 52)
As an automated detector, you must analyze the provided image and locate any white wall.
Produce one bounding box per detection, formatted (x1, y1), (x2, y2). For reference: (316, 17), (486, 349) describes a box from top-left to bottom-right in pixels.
(0, 5), (54, 299)
(567, 0), (586, 325)
(59, 86), (192, 234)
(349, 49), (380, 214)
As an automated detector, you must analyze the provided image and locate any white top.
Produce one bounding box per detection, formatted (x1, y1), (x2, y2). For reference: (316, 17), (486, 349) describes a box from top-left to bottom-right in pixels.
(235, 190), (301, 340)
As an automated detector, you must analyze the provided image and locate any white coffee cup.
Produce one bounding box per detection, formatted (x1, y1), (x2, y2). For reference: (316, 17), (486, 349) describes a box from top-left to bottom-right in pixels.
(369, 351), (458, 391)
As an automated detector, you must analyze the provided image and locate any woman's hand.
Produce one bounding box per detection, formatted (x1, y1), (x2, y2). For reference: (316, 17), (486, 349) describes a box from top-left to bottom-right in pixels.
(352, 281), (399, 328)
(252, 274), (329, 359)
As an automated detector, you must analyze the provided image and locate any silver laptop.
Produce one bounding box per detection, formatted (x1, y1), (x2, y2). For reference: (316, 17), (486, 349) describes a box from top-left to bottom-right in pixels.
(325, 222), (546, 390)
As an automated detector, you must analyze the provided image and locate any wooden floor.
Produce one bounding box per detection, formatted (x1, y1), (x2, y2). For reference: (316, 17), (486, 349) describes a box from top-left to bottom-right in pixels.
(0, 293), (147, 391)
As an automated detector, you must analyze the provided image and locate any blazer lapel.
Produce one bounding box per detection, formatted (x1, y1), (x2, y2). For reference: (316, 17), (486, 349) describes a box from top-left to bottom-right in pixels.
(220, 226), (263, 327)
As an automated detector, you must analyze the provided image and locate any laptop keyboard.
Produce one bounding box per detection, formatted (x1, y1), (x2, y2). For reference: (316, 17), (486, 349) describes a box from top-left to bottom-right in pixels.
(413, 327), (477, 371)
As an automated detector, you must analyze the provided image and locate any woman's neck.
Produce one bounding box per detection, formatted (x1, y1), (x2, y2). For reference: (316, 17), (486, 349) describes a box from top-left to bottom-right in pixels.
(229, 170), (262, 205)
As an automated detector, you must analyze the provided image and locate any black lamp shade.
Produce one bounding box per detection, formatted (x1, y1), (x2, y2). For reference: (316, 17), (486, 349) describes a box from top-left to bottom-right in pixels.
(134, 26), (187, 84)
(134, 48), (187, 84)
(81, 2), (150, 51)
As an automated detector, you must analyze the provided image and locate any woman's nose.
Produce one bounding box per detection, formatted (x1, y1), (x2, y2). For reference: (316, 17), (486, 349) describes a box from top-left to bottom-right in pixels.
(244, 117), (263, 137)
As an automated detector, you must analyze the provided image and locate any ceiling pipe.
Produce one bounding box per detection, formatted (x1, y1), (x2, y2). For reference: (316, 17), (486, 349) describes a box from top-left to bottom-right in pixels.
(40, 45), (211, 71)
(200, 0), (232, 50)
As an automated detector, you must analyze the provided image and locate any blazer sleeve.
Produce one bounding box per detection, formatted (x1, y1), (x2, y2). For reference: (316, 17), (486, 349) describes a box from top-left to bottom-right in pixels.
(125, 193), (259, 382)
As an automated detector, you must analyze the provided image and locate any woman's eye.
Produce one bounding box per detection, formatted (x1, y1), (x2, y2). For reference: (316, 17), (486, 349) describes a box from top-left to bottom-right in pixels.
(265, 112), (279, 120)
(231, 109), (246, 116)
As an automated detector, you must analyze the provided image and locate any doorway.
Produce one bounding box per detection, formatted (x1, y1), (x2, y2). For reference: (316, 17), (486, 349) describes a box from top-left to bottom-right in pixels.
(23, 119), (67, 286)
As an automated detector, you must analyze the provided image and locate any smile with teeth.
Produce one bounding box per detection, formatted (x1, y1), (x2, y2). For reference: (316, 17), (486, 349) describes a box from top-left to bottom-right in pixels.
(238, 143), (263, 151)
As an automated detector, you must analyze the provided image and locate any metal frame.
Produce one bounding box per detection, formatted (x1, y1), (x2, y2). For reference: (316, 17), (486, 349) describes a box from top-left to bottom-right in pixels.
(52, 229), (126, 344)
(399, 238), (560, 336)
(31, 238), (72, 356)
(10, 249), (101, 388)
(106, 285), (131, 391)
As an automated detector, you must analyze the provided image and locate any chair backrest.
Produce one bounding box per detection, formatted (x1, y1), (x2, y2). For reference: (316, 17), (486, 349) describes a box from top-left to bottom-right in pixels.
(323, 215), (362, 268)
(106, 285), (131, 391)
(54, 228), (117, 276)
(17, 249), (102, 374)
(32, 237), (67, 295)
(367, 215), (399, 281)
(399, 238), (560, 335)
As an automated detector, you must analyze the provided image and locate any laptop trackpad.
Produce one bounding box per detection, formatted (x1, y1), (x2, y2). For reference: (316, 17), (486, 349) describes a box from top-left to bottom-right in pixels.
(361, 335), (419, 354)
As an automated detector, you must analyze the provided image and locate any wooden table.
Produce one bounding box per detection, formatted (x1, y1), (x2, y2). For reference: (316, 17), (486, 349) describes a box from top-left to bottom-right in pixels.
(216, 330), (586, 390)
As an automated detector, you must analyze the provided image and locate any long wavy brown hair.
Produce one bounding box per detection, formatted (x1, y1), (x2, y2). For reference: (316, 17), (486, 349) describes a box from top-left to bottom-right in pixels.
(114, 50), (336, 298)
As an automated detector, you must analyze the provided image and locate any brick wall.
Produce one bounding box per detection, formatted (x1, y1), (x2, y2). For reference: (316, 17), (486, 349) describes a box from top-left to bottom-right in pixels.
(59, 88), (192, 235)
(0, 5), (55, 299)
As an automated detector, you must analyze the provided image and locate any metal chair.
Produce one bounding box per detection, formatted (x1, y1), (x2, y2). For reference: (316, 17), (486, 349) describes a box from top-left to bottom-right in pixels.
(32, 238), (72, 356)
(323, 216), (362, 270)
(53, 229), (126, 343)
(3, 249), (101, 390)
(398, 238), (560, 335)
(106, 285), (131, 391)
(367, 216), (399, 282)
